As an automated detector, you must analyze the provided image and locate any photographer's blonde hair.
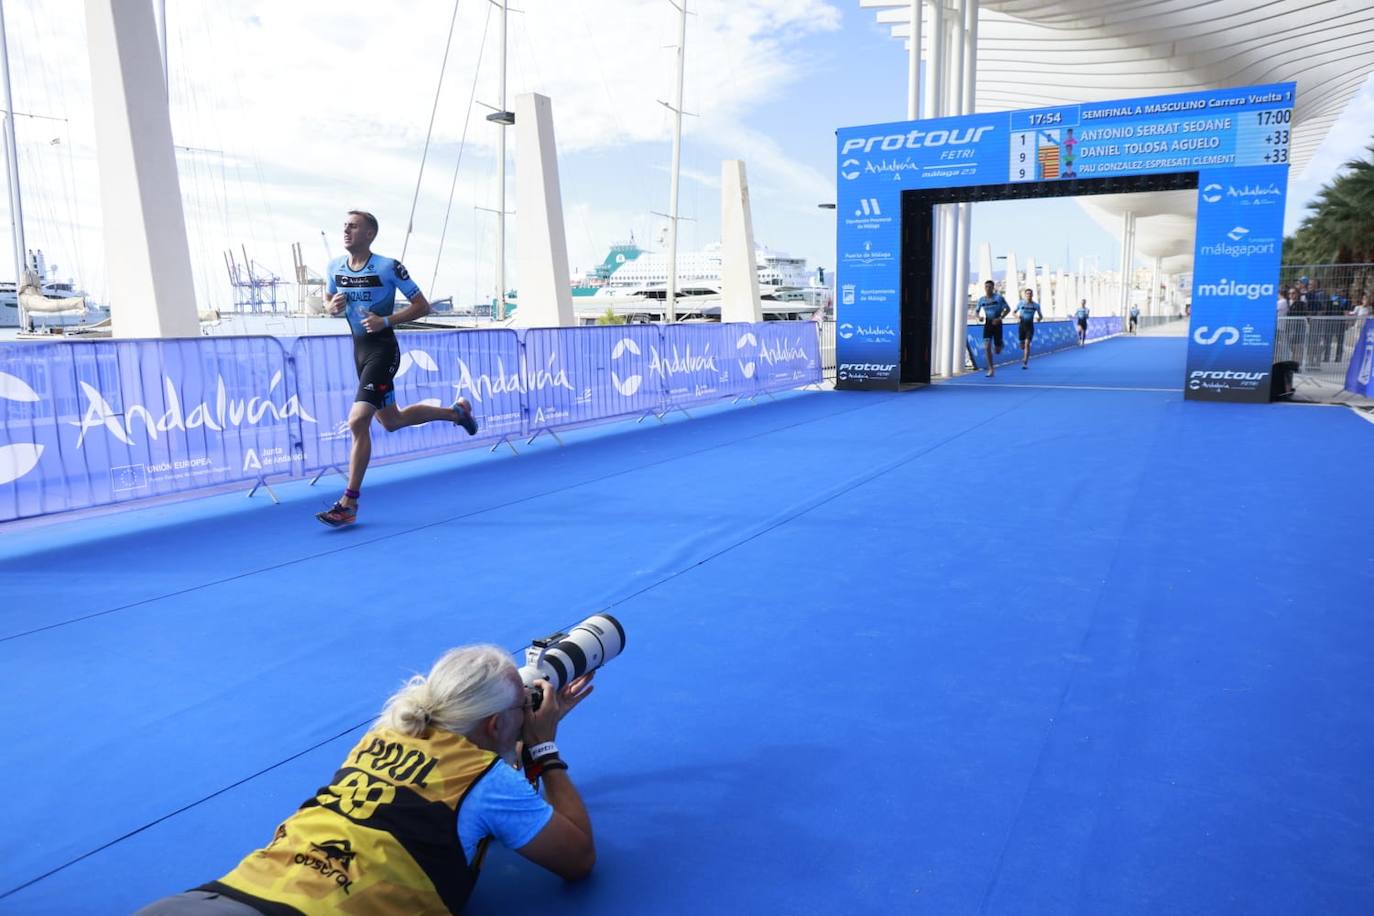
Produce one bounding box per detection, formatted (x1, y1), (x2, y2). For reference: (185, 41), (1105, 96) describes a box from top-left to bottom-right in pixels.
(378, 645), (520, 737)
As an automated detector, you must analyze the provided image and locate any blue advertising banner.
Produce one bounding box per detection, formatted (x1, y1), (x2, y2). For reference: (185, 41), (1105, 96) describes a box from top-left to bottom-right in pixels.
(965, 317), (1119, 369)
(752, 321), (823, 393)
(660, 322), (748, 409)
(0, 337), (302, 521)
(0, 322), (819, 523)
(1345, 318), (1374, 398)
(835, 83), (1294, 400)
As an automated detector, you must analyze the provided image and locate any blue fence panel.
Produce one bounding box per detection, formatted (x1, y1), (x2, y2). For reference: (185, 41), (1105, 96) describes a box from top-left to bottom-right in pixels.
(1345, 318), (1374, 397)
(752, 320), (822, 392)
(0, 336), (298, 522)
(967, 318), (1108, 369)
(292, 330), (523, 474)
(1087, 316), (1122, 340)
(433, 329), (526, 443)
(659, 322), (752, 409)
(523, 325), (663, 433)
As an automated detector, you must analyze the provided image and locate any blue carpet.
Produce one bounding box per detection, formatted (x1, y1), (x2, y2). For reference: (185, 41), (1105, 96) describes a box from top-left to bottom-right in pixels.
(2, 337), (1371, 914)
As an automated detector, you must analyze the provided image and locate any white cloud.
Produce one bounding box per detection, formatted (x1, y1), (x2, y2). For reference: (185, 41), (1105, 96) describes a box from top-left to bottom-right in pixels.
(0, 0), (841, 310)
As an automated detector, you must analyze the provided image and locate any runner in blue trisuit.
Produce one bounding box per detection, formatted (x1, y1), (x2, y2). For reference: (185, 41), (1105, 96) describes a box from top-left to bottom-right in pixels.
(974, 280), (1011, 378)
(315, 210), (479, 528)
(1015, 288), (1043, 369)
(1075, 300), (1090, 346)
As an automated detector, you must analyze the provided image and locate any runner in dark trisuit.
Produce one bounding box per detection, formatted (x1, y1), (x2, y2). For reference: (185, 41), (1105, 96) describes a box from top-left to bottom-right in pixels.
(1015, 288), (1043, 369)
(316, 210), (479, 528)
(1075, 300), (1090, 346)
(974, 280), (1011, 378)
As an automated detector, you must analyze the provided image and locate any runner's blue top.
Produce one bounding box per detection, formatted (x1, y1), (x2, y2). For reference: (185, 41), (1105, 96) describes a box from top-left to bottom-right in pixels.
(976, 295), (1010, 321)
(1016, 300), (1043, 321)
(327, 254), (421, 337)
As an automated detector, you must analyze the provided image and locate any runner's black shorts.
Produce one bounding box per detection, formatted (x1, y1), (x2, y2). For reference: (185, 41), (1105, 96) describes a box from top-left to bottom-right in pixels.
(1077, 318), (1088, 332)
(982, 319), (1004, 349)
(353, 334), (400, 409)
(1019, 319), (1035, 342)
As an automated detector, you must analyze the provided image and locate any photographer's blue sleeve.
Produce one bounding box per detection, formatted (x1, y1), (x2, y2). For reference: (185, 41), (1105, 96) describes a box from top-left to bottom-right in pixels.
(457, 762), (555, 860)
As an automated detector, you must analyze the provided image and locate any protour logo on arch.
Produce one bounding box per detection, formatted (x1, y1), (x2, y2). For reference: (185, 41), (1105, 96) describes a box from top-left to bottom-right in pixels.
(0, 372), (44, 486)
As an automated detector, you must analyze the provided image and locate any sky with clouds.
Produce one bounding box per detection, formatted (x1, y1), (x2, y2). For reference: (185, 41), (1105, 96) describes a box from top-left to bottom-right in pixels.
(1, 0), (1371, 308)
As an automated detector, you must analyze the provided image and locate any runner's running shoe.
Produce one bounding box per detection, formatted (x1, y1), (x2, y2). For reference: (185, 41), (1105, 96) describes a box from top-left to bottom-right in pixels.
(315, 502), (357, 527)
(452, 397), (479, 436)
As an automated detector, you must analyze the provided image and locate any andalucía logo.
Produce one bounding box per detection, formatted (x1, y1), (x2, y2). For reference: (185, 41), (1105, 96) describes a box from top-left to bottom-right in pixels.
(0, 371), (43, 485)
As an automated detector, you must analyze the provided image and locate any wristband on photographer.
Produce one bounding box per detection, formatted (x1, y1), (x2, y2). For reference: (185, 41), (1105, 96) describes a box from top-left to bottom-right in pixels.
(527, 741), (559, 762)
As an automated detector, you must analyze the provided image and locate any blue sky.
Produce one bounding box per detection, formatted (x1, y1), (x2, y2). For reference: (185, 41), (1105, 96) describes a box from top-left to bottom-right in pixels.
(1, 0), (1370, 308)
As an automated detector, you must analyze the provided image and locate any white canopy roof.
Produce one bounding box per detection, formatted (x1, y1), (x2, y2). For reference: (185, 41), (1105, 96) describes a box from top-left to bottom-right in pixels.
(859, 0), (1374, 272)
(862, 0), (1374, 177)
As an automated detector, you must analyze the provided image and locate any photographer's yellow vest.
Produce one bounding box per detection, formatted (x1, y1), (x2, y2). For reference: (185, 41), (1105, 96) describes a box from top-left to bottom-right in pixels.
(200, 728), (501, 915)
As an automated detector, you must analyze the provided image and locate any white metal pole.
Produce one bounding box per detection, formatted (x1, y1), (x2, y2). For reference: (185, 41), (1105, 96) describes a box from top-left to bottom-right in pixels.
(1118, 211), (1130, 314)
(0, 0), (27, 307)
(155, 0), (167, 99)
(907, 0), (921, 120)
(950, 0), (975, 375)
(1149, 255), (1160, 316)
(929, 0), (944, 119)
(495, 0), (508, 320)
(928, 1), (947, 375)
(666, 0), (686, 324)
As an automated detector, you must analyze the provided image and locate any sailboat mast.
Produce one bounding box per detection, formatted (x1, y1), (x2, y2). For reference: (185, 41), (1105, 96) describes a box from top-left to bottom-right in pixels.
(495, 0), (508, 321)
(0, 0), (29, 318)
(665, 0), (686, 324)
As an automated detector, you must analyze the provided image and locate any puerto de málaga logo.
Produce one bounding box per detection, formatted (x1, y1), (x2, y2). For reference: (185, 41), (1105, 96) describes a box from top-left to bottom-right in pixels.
(69, 370), (316, 448)
(0, 371), (44, 485)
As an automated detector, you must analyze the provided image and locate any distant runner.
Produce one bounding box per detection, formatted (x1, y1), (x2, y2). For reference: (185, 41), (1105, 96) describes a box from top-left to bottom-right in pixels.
(1016, 288), (1043, 369)
(1075, 300), (1090, 346)
(1129, 304), (1140, 334)
(974, 280), (1011, 378)
(316, 210), (479, 528)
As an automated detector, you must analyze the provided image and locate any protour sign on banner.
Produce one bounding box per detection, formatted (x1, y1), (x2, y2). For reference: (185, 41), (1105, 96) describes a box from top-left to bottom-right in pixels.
(836, 82), (1294, 401)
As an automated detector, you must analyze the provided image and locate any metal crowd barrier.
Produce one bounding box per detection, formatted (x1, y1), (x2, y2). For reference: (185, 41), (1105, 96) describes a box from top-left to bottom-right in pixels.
(1274, 316), (1368, 388)
(0, 322), (821, 522)
(0, 336), (298, 521)
(966, 316), (1121, 369)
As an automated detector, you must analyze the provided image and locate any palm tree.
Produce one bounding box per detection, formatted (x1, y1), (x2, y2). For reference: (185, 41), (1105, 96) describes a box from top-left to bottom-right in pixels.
(1285, 144), (1374, 264)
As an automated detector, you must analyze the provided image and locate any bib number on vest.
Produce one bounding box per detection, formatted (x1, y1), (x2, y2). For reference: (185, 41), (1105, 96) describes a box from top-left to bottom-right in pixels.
(318, 771), (396, 821)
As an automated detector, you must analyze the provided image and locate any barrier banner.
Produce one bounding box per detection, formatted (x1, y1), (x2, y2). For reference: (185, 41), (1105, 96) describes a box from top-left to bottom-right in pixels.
(0, 337), (300, 521)
(1345, 318), (1374, 397)
(523, 325), (662, 433)
(750, 320), (822, 392)
(660, 322), (748, 409)
(967, 318), (1084, 369)
(1, 323), (825, 523)
(1087, 316), (1122, 339)
(293, 330), (523, 473)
